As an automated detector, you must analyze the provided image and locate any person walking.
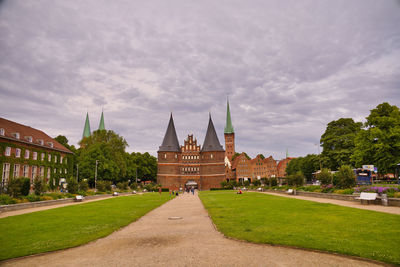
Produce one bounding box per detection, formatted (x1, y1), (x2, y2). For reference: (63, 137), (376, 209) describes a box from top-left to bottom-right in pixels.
(191, 186), (194, 195)
(158, 187), (162, 195)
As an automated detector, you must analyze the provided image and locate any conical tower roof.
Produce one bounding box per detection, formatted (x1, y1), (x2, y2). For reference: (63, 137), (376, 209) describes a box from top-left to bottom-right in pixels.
(98, 110), (105, 130)
(224, 99), (234, 134)
(159, 113), (181, 152)
(82, 112), (91, 138)
(201, 114), (224, 152)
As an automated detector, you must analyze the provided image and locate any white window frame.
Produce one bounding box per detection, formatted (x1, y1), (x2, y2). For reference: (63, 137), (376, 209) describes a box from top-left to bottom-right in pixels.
(54, 155), (57, 163)
(60, 156), (63, 164)
(0, 128), (4, 136)
(41, 153), (45, 161)
(40, 166), (44, 178)
(33, 151), (38, 160)
(24, 150), (30, 159)
(48, 154), (51, 162)
(13, 164), (20, 178)
(5, 147), (11, 156)
(31, 166), (37, 181)
(23, 165), (29, 177)
(2, 163), (10, 187)
(15, 148), (21, 158)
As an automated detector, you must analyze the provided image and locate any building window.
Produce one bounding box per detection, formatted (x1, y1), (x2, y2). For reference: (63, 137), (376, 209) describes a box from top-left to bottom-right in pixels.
(65, 169), (67, 174)
(2, 163), (10, 187)
(211, 154), (213, 159)
(40, 166), (44, 178)
(23, 165), (29, 177)
(47, 142), (54, 148)
(65, 158), (68, 164)
(5, 147), (11, 156)
(13, 132), (20, 139)
(0, 128), (4, 136)
(60, 156), (63, 164)
(54, 168), (56, 173)
(54, 155), (58, 163)
(25, 136), (33, 142)
(31, 166), (37, 181)
(15, 148), (21, 158)
(164, 154), (167, 159)
(33, 152), (38, 160)
(24, 150), (30, 159)
(59, 169), (62, 174)
(38, 139), (44, 145)
(175, 154), (177, 159)
(47, 167), (51, 182)
(41, 153), (45, 161)
(13, 164), (20, 178)
(48, 154), (51, 162)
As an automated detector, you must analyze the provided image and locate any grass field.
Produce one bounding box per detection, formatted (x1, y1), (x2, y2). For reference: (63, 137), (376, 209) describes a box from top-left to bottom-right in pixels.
(0, 193), (171, 260)
(199, 191), (400, 265)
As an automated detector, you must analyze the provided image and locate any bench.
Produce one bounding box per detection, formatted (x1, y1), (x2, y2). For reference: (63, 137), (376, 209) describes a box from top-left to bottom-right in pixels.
(355, 192), (377, 204)
(74, 195), (84, 202)
(287, 189), (294, 195)
(112, 192), (119, 196)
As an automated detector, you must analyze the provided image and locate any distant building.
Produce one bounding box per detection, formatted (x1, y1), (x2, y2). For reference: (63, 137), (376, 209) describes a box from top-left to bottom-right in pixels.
(277, 157), (294, 178)
(232, 153), (252, 183)
(157, 113), (226, 190)
(0, 117), (73, 190)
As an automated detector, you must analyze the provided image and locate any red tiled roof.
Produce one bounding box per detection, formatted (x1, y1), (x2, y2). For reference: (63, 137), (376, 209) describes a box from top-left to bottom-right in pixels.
(0, 117), (72, 154)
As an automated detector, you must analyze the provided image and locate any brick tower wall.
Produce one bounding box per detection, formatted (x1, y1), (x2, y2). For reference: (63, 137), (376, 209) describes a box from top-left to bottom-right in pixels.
(200, 151), (226, 190)
(224, 133), (235, 161)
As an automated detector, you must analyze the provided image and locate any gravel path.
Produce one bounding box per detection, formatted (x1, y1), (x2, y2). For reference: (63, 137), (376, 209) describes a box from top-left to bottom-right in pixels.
(3, 192), (383, 267)
(262, 191), (400, 215)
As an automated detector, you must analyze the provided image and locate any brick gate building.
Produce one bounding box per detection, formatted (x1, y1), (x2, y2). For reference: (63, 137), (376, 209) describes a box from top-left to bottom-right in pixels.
(157, 114), (225, 190)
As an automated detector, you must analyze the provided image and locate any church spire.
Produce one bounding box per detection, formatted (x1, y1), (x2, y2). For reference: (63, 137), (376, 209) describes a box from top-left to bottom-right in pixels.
(82, 112), (91, 139)
(202, 114), (224, 152)
(224, 99), (234, 134)
(98, 110), (105, 130)
(158, 113), (181, 152)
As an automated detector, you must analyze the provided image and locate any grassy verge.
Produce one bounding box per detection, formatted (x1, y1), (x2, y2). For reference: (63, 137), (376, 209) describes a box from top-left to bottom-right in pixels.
(199, 191), (400, 265)
(0, 193), (171, 260)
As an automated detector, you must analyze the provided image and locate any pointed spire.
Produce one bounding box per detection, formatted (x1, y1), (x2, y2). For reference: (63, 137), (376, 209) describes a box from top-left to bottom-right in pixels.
(98, 109), (105, 130)
(159, 113), (181, 152)
(82, 112), (91, 139)
(224, 98), (234, 134)
(201, 114), (224, 152)
(286, 148), (289, 158)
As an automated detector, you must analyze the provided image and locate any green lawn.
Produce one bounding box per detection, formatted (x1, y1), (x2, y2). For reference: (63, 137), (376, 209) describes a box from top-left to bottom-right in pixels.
(199, 191), (400, 265)
(0, 193), (171, 260)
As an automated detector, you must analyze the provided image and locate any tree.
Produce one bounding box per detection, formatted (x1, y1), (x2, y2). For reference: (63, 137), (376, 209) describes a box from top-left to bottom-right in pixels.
(54, 135), (69, 148)
(125, 152), (157, 182)
(320, 118), (362, 170)
(287, 172), (305, 187)
(67, 178), (78, 194)
(352, 103), (400, 174)
(78, 130), (128, 186)
(286, 154), (320, 181)
(317, 168), (333, 185)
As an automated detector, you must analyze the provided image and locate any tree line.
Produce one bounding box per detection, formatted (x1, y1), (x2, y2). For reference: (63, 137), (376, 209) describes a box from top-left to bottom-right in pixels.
(287, 102), (400, 180)
(55, 130), (157, 187)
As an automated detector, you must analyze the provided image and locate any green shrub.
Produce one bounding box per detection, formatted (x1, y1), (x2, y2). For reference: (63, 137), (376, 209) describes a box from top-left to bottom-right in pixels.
(96, 180), (112, 192)
(287, 172), (305, 187)
(302, 185), (321, 192)
(161, 188), (169, 192)
(79, 180), (89, 192)
(334, 165), (356, 189)
(0, 194), (17, 205)
(317, 168), (333, 186)
(117, 181), (129, 190)
(33, 178), (45, 196)
(394, 192), (400, 198)
(130, 182), (138, 190)
(7, 178), (30, 197)
(21, 178), (30, 196)
(252, 180), (261, 186)
(25, 194), (42, 202)
(244, 180), (250, 186)
(67, 179), (79, 194)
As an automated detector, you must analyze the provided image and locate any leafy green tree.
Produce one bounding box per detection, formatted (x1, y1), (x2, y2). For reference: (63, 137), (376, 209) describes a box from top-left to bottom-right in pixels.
(286, 154), (320, 181)
(54, 135), (69, 148)
(125, 152), (157, 182)
(67, 178), (78, 194)
(33, 177), (45, 195)
(320, 118), (362, 170)
(352, 103), (400, 174)
(333, 165), (356, 188)
(287, 172), (305, 187)
(79, 180), (89, 192)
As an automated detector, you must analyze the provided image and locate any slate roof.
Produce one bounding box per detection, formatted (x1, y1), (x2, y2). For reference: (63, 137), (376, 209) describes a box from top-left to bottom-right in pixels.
(0, 117), (72, 154)
(159, 113), (181, 152)
(201, 114), (224, 152)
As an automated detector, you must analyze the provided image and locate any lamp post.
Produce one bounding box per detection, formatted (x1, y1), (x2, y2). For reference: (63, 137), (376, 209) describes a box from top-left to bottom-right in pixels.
(373, 138), (379, 184)
(95, 160), (99, 191)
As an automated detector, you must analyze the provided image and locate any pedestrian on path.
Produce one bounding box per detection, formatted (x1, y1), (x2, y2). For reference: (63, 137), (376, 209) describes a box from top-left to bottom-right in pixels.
(191, 186), (194, 195)
(159, 187), (162, 195)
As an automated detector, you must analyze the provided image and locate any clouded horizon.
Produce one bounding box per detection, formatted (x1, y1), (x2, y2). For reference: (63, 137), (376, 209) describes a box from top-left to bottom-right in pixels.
(1, 0), (399, 160)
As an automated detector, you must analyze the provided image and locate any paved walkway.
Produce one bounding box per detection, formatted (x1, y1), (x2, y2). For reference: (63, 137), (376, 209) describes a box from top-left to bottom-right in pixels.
(4, 192), (382, 267)
(0, 195), (114, 218)
(262, 191), (400, 215)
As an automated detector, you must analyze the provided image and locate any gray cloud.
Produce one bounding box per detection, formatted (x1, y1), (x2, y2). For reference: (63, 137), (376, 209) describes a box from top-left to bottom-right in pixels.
(0, 0), (399, 159)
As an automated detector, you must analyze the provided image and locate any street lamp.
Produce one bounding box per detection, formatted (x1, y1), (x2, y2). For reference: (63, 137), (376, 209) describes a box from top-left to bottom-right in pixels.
(95, 160), (99, 191)
(373, 138), (379, 184)
(76, 164), (79, 183)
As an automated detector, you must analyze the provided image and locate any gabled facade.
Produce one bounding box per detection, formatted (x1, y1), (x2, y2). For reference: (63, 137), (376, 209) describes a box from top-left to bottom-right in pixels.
(157, 114), (225, 190)
(0, 117), (73, 190)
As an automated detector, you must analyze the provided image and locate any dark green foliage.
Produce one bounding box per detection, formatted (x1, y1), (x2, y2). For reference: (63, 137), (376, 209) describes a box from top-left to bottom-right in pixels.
(317, 168), (333, 185)
(79, 180), (89, 192)
(130, 182), (138, 190)
(117, 181), (129, 190)
(352, 102), (400, 174)
(243, 180), (250, 186)
(286, 154), (320, 181)
(96, 180), (112, 192)
(252, 179), (261, 186)
(287, 172), (305, 187)
(33, 178), (45, 196)
(320, 118), (362, 170)
(231, 152), (251, 161)
(333, 165), (356, 188)
(0, 194), (17, 205)
(21, 178), (31, 196)
(67, 178), (78, 194)
(6, 178), (31, 197)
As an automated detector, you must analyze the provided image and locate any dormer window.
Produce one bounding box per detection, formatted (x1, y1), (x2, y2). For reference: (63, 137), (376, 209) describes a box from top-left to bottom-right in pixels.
(47, 142), (54, 148)
(37, 139), (44, 145)
(0, 128), (4, 136)
(25, 136), (33, 142)
(13, 132), (20, 139)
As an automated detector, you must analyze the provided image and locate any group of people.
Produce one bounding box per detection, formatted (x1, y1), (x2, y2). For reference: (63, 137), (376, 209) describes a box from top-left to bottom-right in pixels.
(161, 186), (196, 196)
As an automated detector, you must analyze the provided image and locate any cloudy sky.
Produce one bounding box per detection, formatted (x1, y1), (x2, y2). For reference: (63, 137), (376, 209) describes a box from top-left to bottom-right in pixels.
(1, 0), (399, 159)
